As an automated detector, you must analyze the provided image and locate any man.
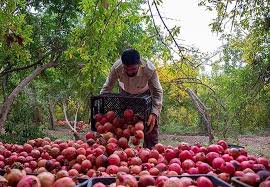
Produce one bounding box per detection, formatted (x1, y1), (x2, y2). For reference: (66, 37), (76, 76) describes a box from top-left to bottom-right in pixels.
(100, 48), (163, 148)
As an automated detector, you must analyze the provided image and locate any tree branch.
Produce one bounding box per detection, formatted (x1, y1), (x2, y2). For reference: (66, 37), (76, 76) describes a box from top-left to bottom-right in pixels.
(62, 101), (77, 133)
(152, 0), (195, 68)
(0, 52), (51, 77)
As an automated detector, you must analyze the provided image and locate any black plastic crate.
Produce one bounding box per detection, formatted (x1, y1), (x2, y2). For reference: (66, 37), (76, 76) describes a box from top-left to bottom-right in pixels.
(85, 174), (233, 187)
(228, 144), (245, 149)
(231, 177), (254, 187)
(90, 93), (152, 131)
(0, 169), (4, 176)
(76, 178), (90, 187)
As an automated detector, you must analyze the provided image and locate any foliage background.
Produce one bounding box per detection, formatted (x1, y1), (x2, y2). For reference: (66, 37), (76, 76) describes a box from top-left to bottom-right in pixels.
(0, 0), (269, 143)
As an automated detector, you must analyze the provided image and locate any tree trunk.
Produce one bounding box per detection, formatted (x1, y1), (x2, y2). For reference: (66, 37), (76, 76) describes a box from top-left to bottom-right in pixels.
(48, 98), (56, 130)
(186, 88), (214, 143)
(0, 62), (58, 132)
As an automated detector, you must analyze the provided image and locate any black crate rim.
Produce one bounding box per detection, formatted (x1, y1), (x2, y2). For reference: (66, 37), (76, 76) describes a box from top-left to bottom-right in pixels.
(85, 174), (233, 187)
(231, 177), (254, 187)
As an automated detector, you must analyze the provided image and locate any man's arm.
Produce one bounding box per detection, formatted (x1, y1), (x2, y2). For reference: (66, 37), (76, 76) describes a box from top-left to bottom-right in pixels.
(148, 70), (163, 117)
(100, 67), (118, 94)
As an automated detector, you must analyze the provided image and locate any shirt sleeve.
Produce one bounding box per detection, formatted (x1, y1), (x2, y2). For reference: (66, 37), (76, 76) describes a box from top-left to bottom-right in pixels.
(100, 66), (118, 94)
(148, 70), (163, 116)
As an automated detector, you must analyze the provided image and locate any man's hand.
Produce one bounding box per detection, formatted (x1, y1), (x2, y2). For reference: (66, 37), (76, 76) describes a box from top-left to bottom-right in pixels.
(146, 113), (157, 134)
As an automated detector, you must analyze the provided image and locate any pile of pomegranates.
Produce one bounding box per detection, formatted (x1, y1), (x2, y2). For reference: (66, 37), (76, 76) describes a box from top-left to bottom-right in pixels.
(0, 169), (77, 187)
(0, 108), (269, 187)
(94, 109), (145, 146)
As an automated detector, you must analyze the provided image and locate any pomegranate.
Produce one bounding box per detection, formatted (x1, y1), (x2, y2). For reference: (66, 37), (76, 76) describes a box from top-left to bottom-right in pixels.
(87, 169), (96, 178)
(259, 180), (270, 187)
(212, 157), (225, 169)
(197, 176), (213, 187)
(234, 171), (244, 177)
(206, 152), (220, 164)
(218, 173), (230, 182)
(61, 147), (76, 161)
(181, 159), (195, 171)
(55, 170), (69, 180)
(230, 160), (241, 171)
(241, 160), (254, 170)
(104, 122), (113, 132)
(85, 132), (95, 140)
(179, 177), (194, 186)
(164, 149), (176, 161)
(220, 162), (235, 175)
(96, 155), (108, 168)
(17, 175), (41, 187)
(118, 137), (128, 149)
(169, 158), (181, 165)
(222, 154), (233, 162)
(163, 177), (183, 187)
(217, 140), (228, 150)
(106, 143), (118, 155)
(37, 172), (55, 187)
(150, 167), (160, 175)
(139, 170), (150, 176)
(128, 157), (142, 165)
(52, 177), (76, 187)
(194, 152), (206, 162)
(108, 154), (121, 166)
(68, 169), (79, 177)
(4, 168), (26, 186)
(135, 130), (144, 139)
(240, 173), (260, 186)
(106, 165), (119, 175)
(257, 157), (269, 168)
(198, 162), (212, 174)
(134, 121), (144, 131)
(93, 182), (106, 187)
(116, 173), (137, 187)
(72, 163), (82, 173)
(113, 117), (121, 128)
(138, 175), (155, 187)
(31, 150), (41, 159)
(139, 149), (150, 163)
(123, 129), (131, 138)
(188, 167), (199, 174)
(229, 148), (241, 159)
(131, 137), (140, 146)
(155, 176), (169, 187)
(130, 165), (142, 175)
(97, 125), (104, 133)
(124, 109), (134, 121)
(168, 163), (182, 174)
(125, 148), (136, 158)
(154, 143), (165, 154)
(81, 160), (92, 171)
(156, 163), (167, 172)
(106, 111), (116, 122)
(191, 146), (200, 154)
(118, 166), (130, 173)
(148, 158), (157, 165)
(236, 155), (248, 163)
(23, 144), (33, 153)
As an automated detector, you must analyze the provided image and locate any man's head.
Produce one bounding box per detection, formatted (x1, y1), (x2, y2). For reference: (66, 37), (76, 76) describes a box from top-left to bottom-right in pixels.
(121, 48), (141, 77)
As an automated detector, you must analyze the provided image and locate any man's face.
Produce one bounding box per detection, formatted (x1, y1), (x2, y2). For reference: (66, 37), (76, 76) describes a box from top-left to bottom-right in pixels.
(123, 64), (139, 77)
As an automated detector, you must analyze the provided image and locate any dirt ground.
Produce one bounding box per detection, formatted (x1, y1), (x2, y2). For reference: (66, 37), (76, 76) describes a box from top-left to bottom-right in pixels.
(46, 126), (270, 159)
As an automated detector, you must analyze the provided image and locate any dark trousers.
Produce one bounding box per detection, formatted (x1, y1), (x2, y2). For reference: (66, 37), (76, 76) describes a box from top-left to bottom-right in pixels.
(120, 89), (159, 149)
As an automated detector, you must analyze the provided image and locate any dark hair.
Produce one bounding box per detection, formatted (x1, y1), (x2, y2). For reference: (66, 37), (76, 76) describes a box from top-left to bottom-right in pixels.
(121, 48), (140, 65)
